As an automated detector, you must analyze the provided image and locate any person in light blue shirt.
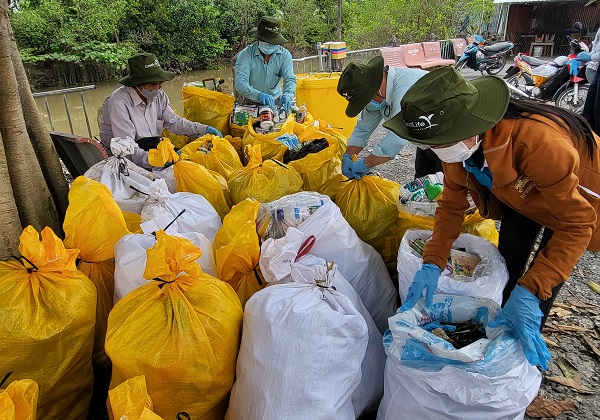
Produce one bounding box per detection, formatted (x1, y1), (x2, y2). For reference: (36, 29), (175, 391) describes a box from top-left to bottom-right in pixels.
(234, 16), (297, 112)
(337, 56), (429, 179)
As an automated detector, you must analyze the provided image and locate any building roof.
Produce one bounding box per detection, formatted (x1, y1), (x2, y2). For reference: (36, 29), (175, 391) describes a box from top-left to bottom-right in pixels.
(493, 0), (585, 3)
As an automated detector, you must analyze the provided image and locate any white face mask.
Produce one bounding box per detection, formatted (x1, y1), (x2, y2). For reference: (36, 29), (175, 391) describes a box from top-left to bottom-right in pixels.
(138, 86), (161, 102)
(431, 137), (481, 163)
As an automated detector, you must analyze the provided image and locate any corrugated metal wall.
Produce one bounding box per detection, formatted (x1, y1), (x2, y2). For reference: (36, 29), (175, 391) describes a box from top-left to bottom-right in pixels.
(506, 2), (600, 55)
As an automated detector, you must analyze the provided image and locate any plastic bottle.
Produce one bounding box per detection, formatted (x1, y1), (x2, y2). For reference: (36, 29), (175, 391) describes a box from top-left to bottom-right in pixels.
(259, 107), (274, 130)
(400, 172), (444, 201)
(290, 100), (299, 118)
(296, 103), (307, 124)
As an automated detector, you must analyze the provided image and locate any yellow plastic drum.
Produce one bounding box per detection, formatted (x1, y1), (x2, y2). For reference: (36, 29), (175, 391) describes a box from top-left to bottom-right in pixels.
(296, 73), (357, 138)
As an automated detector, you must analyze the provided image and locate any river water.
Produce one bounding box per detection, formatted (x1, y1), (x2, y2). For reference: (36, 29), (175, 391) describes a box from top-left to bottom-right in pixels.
(34, 67), (233, 138)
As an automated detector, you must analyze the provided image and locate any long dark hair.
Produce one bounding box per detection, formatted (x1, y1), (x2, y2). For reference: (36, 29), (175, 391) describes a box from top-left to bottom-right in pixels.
(503, 97), (597, 160)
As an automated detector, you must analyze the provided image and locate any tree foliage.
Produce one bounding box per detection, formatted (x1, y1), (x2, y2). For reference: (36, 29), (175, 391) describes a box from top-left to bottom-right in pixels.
(9, 0), (496, 84)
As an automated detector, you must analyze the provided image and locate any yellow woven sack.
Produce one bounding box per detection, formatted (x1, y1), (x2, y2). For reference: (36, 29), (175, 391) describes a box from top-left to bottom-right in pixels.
(213, 199), (263, 307)
(180, 134), (243, 180)
(122, 211), (143, 233)
(161, 128), (191, 150)
(108, 375), (163, 420)
(63, 177), (130, 368)
(105, 231), (243, 420)
(336, 176), (402, 268)
(396, 206), (499, 246)
(174, 160), (231, 219)
(0, 226), (96, 419)
(148, 139), (231, 219)
(182, 85), (235, 136)
(287, 126), (342, 194)
(0, 379), (38, 420)
(228, 121), (247, 139)
(241, 115), (295, 160)
(228, 144), (303, 204)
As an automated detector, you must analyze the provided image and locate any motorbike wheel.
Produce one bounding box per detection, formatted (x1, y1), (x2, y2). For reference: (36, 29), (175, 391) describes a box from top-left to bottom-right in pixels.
(486, 55), (508, 75)
(555, 85), (589, 113)
(506, 74), (528, 99)
(455, 60), (468, 72)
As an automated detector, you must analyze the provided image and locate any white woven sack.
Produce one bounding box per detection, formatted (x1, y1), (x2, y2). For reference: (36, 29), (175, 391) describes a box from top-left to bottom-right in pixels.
(397, 230), (509, 305)
(84, 156), (164, 214)
(376, 295), (541, 420)
(227, 229), (368, 420)
(261, 192), (397, 332)
(140, 185), (221, 242)
(113, 231), (216, 304)
(294, 255), (385, 417)
(152, 165), (178, 193)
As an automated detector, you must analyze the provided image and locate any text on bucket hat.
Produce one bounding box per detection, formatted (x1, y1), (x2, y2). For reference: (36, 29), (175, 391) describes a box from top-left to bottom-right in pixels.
(118, 53), (176, 87)
(382, 66), (509, 145)
(337, 55), (384, 118)
(248, 16), (288, 45)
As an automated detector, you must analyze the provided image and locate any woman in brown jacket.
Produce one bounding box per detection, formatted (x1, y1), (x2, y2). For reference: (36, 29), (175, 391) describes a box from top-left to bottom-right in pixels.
(384, 66), (599, 371)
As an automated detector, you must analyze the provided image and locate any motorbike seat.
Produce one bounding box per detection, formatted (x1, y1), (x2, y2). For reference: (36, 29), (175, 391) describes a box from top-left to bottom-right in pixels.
(483, 42), (513, 53)
(520, 55), (549, 66)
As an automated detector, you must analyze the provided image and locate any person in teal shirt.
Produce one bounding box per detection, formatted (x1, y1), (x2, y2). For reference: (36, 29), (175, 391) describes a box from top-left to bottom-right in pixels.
(234, 16), (297, 112)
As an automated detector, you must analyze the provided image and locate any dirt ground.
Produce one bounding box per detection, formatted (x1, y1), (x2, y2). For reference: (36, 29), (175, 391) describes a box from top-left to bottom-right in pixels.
(364, 126), (600, 420)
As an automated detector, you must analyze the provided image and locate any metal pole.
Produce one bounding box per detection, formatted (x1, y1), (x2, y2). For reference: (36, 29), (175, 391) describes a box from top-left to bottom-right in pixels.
(81, 92), (93, 138)
(63, 94), (74, 135)
(43, 97), (54, 131)
(317, 42), (324, 72)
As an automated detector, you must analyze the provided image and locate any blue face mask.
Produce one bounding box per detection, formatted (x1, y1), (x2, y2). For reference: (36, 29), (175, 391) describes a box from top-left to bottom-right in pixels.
(366, 99), (386, 112)
(258, 41), (279, 55)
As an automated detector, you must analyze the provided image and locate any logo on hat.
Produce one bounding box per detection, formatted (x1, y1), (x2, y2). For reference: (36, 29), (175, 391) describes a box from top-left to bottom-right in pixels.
(406, 114), (438, 131)
(145, 60), (160, 69)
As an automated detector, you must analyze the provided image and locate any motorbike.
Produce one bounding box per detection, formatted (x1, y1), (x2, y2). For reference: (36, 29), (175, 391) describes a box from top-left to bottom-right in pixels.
(455, 34), (514, 75)
(503, 36), (589, 112)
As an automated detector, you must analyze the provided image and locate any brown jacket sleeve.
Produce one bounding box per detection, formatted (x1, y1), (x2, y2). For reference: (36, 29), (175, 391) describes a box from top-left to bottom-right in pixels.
(515, 129), (596, 300)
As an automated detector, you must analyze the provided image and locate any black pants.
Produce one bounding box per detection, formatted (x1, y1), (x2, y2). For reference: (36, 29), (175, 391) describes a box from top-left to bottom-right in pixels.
(582, 70), (600, 135)
(498, 203), (562, 328)
(414, 147), (443, 178)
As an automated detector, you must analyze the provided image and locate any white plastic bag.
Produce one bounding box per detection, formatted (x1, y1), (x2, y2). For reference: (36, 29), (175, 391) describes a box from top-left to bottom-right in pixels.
(397, 230), (509, 305)
(84, 151), (163, 214)
(140, 184), (221, 241)
(531, 63), (559, 77)
(227, 229), (369, 420)
(260, 192), (397, 332)
(152, 165), (178, 193)
(377, 295), (541, 420)
(113, 231), (217, 304)
(258, 229), (385, 417)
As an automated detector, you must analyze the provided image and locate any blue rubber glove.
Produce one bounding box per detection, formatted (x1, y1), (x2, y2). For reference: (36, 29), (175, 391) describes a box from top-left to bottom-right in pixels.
(568, 59), (580, 76)
(279, 94), (292, 112)
(489, 285), (552, 370)
(400, 263), (442, 311)
(258, 93), (275, 109)
(577, 51), (592, 62)
(205, 126), (223, 137)
(351, 158), (371, 180)
(342, 154), (354, 178)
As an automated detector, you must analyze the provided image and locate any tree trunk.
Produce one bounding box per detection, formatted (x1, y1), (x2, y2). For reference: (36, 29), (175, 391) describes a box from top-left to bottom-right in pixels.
(0, 2), (61, 234)
(0, 131), (24, 258)
(8, 19), (69, 221)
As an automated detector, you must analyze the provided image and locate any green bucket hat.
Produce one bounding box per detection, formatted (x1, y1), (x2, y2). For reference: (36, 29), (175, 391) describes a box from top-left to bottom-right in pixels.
(337, 56), (384, 118)
(249, 16), (288, 45)
(383, 66), (510, 145)
(119, 53), (176, 87)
